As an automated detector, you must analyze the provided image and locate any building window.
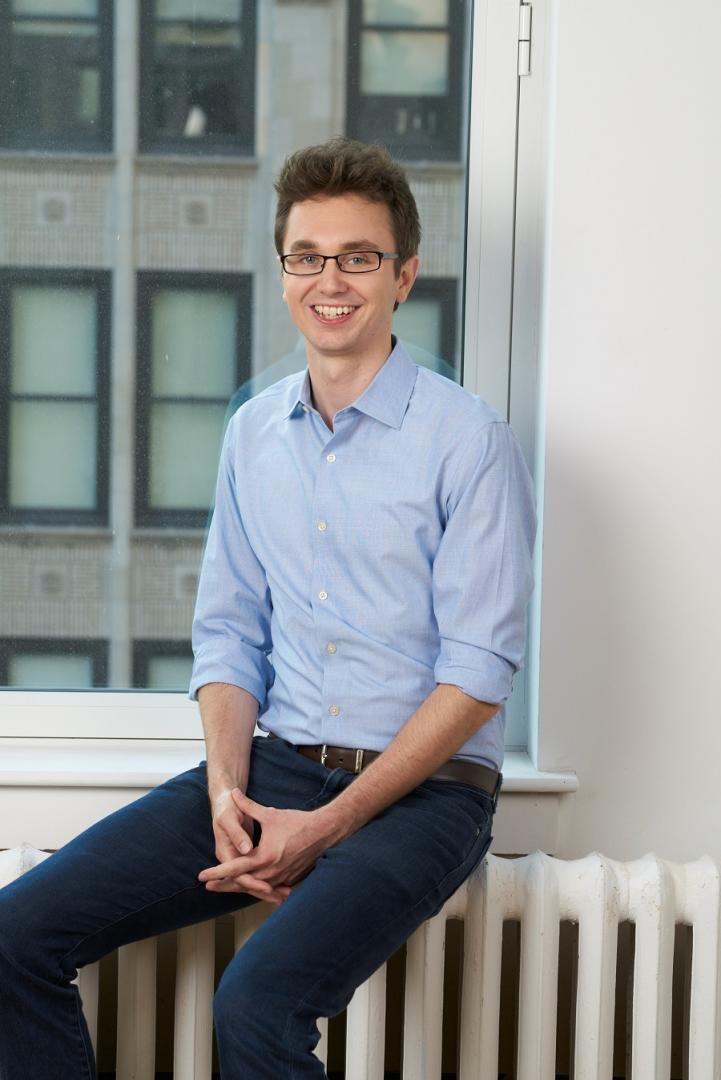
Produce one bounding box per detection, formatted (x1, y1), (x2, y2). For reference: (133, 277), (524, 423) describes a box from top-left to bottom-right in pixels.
(135, 273), (252, 528)
(0, 0), (113, 151)
(346, 0), (465, 161)
(0, 638), (108, 687)
(393, 277), (458, 378)
(0, 271), (110, 526)
(133, 640), (193, 690)
(139, 0), (256, 156)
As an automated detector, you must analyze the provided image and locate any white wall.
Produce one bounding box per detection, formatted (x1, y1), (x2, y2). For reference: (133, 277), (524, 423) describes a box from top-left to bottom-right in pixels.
(536, 0), (721, 861)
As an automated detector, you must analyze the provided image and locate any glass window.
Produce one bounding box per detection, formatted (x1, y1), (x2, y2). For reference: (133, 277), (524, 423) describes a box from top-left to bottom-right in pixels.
(346, 0), (465, 160)
(133, 641), (194, 690)
(0, 639), (107, 687)
(0, 0), (112, 150)
(0, 273), (110, 525)
(139, 0), (256, 154)
(393, 278), (459, 378)
(0, 1), (529, 757)
(135, 275), (252, 526)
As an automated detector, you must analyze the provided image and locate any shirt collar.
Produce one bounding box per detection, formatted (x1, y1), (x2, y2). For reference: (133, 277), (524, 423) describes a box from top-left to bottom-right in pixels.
(281, 338), (418, 430)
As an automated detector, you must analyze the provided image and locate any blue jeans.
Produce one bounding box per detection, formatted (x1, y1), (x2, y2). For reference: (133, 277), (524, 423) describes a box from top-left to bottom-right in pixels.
(0, 735), (494, 1079)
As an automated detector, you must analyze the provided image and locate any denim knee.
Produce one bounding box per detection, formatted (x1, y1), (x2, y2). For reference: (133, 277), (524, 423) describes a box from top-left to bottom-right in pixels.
(0, 880), (69, 985)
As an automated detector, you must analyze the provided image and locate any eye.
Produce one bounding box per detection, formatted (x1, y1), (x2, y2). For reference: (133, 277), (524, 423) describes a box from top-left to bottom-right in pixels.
(346, 252), (373, 266)
(299, 254), (320, 265)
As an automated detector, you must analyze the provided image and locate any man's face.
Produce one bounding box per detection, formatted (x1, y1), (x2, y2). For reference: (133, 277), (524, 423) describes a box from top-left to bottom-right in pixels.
(280, 193), (418, 366)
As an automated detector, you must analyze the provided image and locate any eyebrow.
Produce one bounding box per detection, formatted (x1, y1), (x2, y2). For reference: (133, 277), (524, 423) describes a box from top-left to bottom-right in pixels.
(287, 239), (384, 253)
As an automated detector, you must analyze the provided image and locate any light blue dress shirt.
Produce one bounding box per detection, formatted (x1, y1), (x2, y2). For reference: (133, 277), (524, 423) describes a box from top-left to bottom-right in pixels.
(190, 339), (536, 770)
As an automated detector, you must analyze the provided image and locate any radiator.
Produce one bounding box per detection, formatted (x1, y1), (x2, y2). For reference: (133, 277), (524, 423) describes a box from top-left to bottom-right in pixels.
(2, 847), (720, 1078)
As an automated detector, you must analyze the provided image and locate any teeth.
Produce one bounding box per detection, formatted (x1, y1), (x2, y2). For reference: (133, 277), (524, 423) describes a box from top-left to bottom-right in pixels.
(314, 305), (355, 318)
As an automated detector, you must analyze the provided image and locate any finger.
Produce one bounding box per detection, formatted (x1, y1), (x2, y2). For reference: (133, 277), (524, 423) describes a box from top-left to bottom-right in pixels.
(231, 789), (269, 821)
(204, 875), (290, 905)
(199, 851), (263, 882)
(219, 815), (253, 855)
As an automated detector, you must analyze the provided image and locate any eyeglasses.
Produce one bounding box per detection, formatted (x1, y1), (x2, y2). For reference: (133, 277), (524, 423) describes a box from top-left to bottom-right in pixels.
(278, 251), (400, 276)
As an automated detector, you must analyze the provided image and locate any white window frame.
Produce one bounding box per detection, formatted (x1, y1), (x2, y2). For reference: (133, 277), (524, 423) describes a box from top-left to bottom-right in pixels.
(0, 1), (577, 842)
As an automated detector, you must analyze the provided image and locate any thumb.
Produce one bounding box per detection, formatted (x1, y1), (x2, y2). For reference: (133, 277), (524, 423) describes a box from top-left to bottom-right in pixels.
(231, 788), (267, 820)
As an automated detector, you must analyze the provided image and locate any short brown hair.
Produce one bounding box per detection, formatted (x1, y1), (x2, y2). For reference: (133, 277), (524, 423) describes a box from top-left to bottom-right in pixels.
(274, 136), (421, 266)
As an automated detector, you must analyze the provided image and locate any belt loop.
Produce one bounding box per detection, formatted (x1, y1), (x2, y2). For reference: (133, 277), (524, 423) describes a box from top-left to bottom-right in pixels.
(320, 744), (328, 766)
(354, 748), (365, 773)
(493, 772), (503, 810)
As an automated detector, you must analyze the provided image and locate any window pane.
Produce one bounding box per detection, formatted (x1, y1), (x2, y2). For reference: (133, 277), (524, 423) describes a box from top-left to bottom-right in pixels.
(156, 0), (241, 20)
(9, 401), (96, 508)
(149, 402), (226, 509)
(0, 1), (493, 721)
(8, 653), (94, 688)
(10, 18), (101, 137)
(156, 24), (241, 47)
(362, 0), (448, 26)
(361, 31), (448, 96)
(393, 297), (442, 356)
(12, 0), (98, 15)
(152, 32), (243, 139)
(12, 20), (97, 36)
(152, 291), (236, 398)
(11, 287), (96, 396)
(146, 654), (194, 689)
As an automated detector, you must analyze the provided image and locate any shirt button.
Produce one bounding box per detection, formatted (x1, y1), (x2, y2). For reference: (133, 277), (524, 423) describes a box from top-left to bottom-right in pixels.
(328, 704), (340, 717)
(317, 520), (327, 531)
(302, 405), (309, 412)
(326, 643), (337, 654)
(318, 590), (328, 601)
(326, 453), (336, 463)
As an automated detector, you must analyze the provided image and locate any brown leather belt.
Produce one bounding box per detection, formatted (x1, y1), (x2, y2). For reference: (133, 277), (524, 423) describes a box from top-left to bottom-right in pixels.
(267, 734), (501, 799)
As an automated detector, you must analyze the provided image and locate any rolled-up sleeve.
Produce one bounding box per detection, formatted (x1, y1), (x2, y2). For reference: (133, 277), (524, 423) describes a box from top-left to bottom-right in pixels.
(433, 419), (536, 705)
(188, 414), (274, 705)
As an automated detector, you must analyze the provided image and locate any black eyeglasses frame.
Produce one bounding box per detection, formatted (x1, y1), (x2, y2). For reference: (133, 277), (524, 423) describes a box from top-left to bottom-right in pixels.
(278, 251), (400, 276)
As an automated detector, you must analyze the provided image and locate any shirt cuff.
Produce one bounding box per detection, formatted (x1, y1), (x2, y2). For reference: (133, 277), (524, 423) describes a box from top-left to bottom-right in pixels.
(188, 641), (273, 707)
(434, 643), (517, 705)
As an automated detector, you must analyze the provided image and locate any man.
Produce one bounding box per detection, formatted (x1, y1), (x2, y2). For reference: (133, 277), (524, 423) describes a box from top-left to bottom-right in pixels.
(0, 137), (535, 1079)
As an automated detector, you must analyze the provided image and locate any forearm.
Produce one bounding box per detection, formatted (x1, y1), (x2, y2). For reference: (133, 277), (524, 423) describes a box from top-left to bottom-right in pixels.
(197, 682), (260, 801)
(316, 683), (499, 844)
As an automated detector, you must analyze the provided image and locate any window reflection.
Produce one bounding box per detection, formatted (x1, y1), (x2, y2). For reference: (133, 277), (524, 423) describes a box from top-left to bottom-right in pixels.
(0, 0), (469, 691)
(1, 0), (111, 149)
(140, 0), (255, 153)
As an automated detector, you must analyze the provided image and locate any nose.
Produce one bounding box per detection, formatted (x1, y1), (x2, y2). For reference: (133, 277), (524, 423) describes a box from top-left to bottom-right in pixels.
(317, 258), (349, 293)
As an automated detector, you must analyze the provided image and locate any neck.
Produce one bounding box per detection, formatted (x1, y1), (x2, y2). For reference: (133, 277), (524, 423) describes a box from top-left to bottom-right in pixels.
(307, 341), (393, 431)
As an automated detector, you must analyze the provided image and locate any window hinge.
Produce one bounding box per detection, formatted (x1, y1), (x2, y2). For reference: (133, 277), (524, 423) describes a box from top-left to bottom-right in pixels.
(518, 2), (532, 76)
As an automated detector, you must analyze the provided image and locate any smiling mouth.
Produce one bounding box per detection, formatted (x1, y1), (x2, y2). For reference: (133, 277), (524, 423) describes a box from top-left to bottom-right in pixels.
(312, 304), (357, 320)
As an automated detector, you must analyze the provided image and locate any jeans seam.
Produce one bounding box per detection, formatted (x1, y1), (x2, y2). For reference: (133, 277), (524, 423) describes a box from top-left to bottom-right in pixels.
(282, 817), (492, 1075)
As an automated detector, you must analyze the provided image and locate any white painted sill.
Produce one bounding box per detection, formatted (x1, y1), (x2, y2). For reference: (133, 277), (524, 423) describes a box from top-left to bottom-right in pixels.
(0, 739), (577, 794)
(0, 691), (578, 794)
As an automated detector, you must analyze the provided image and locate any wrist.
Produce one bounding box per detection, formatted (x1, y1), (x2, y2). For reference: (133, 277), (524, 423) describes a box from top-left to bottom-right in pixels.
(207, 775), (246, 806)
(313, 793), (365, 845)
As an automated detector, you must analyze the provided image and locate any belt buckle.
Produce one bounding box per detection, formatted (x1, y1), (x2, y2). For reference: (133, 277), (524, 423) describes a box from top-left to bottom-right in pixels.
(320, 744), (329, 766)
(354, 748), (365, 774)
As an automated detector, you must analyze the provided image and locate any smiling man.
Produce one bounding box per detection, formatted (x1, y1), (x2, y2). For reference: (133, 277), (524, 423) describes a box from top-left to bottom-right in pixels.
(0, 138), (536, 1080)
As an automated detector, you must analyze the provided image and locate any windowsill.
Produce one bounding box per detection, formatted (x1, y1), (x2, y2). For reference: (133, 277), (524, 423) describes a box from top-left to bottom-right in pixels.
(0, 525), (208, 540)
(0, 150), (115, 166)
(0, 524), (114, 539)
(0, 739), (577, 793)
(404, 160), (466, 174)
(0, 150), (261, 171)
(137, 154), (259, 170)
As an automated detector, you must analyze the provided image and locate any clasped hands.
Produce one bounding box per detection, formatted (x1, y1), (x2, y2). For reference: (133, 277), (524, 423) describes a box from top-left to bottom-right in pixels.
(200, 789), (336, 906)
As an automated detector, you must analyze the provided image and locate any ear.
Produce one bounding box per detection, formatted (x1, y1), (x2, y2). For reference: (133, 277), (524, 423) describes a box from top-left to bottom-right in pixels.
(395, 254), (420, 306)
(281, 290), (287, 302)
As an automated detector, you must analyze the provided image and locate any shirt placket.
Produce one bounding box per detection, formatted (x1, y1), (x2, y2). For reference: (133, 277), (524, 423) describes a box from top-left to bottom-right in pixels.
(309, 413), (349, 746)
